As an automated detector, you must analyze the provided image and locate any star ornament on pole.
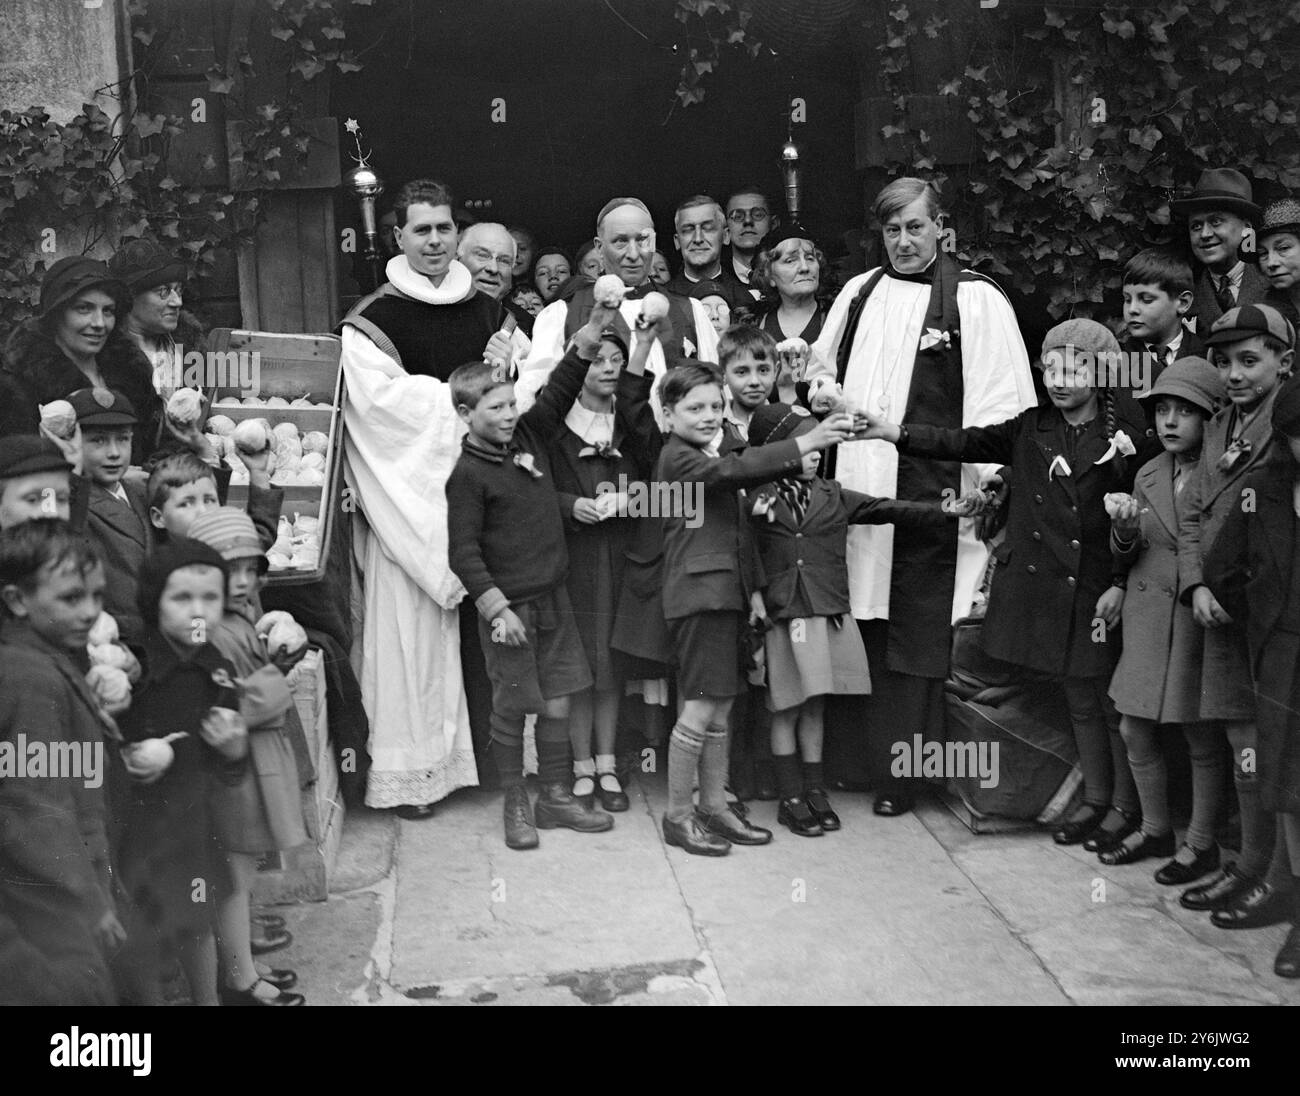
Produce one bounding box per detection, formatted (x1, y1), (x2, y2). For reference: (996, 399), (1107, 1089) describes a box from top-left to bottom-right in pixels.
(343, 118), (385, 290)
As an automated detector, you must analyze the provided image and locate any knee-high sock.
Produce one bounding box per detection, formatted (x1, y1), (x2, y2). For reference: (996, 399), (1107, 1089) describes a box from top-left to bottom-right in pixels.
(1184, 722), (1225, 852)
(1227, 723), (1274, 878)
(1064, 678), (1112, 807)
(535, 715), (571, 785)
(1121, 716), (1169, 835)
(667, 721), (706, 823)
(490, 712), (525, 789)
(698, 723), (731, 814)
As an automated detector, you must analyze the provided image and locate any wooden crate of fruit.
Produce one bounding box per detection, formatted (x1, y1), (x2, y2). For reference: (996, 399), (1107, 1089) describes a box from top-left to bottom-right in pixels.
(204, 329), (346, 586)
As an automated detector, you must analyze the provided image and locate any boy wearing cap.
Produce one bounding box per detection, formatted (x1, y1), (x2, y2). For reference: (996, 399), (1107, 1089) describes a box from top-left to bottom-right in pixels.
(0, 436), (79, 530)
(1177, 302), (1296, 913)
(1203, 378), (1300, 976)
(1257, 196), (1300, 331)
(70, 388), (151, 647)
(1104, 358), (1228, 878)
(1173, 168), (1270, 332)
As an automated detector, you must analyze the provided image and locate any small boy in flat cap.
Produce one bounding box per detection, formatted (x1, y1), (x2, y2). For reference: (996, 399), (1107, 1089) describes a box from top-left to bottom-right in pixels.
(0, 435), (79, 530)
(69, 388), (152, 647)
(1176, 302), (1296, 917)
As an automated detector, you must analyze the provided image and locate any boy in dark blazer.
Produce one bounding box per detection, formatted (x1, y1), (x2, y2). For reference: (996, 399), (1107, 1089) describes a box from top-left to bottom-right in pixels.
(1203, 379), (1300, 976)
(655, 363), (853, 855)
(69, 387), (151, 647)
(1120, 249), (1206, 389)
(1177, 303), (1296, 914)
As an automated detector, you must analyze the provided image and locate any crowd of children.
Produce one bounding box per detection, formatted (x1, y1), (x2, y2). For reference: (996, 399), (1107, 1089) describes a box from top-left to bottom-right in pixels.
(0, 381), (313, 1006)
(5, 176), (1300, 1002)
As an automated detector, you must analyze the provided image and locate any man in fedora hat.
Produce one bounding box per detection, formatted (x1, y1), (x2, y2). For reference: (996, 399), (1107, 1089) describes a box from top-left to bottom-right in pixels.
(1172, 168), (1270, 331)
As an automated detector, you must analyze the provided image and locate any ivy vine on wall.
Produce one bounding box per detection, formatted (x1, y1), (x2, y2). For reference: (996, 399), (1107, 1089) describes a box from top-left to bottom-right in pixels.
(0, 0), (380, 329)
(873, 0), (1300, 319)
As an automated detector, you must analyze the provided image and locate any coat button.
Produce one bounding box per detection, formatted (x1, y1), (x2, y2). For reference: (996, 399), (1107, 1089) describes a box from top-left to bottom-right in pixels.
(1032, 531), (1042, 541)
(1164, 587), (1174, 597)
(1034, 494), (1044, 503)
(1137, 581), (1146, 590)
(795, 532), (803, 538)
(1027, 565), (1037, 574)
(1069, 539), (1080, 550)
(1067, 577), (1076, 587)
(797, 559), (804, 565)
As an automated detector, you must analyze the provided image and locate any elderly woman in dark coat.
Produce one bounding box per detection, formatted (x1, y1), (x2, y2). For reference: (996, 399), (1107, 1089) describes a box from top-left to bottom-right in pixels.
(750, 222), (835, 347)
(108, 239), (209, 459)
(0, 258), (151, 452)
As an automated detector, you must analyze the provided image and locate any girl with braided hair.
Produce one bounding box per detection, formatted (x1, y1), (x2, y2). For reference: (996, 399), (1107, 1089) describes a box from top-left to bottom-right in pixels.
(854, 319), (1158, 849)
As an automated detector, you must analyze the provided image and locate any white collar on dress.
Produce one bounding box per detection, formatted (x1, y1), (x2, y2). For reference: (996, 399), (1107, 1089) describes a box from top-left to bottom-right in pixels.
(385, 256), (474, 304)
(564, 400), (615, 444)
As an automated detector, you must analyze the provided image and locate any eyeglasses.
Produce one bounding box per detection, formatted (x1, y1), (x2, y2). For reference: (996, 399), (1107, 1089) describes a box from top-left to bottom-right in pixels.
(728, 208), (770, 224)
(471, 249), (514, 271)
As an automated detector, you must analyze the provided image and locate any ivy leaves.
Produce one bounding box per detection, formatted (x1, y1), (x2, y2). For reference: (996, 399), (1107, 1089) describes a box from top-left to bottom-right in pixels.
(875, 0), (1300, 318)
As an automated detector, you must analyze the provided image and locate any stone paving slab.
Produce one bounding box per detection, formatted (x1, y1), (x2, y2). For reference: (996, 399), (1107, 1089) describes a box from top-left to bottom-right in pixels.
(389, 785), (702, 990)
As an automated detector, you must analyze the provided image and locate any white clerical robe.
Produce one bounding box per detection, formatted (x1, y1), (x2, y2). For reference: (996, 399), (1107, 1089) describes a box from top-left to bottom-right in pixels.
(342, 257), (480, 807)
(516, 292), (719, 423)
(806, 267), (1037, 624)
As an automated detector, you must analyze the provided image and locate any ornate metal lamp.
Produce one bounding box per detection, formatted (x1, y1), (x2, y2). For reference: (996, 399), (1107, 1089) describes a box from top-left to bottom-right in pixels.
(780, 133), (802, 220)
(344, 118), (384, 291)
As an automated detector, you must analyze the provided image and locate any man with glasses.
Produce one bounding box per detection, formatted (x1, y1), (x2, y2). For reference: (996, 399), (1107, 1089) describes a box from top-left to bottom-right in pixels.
(457, 222), (537, 341)
(520, 196), (718, 410)
(664, 195), (751, 313)
(725, 187), (778, 299)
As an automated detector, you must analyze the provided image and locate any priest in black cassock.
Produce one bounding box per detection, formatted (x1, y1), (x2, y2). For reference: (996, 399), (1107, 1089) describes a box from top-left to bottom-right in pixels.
(805, 177), (1036, 816)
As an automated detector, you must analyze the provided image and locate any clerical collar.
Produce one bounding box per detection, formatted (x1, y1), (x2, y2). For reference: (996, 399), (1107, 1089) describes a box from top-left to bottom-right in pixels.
(883, 254), (939, 285)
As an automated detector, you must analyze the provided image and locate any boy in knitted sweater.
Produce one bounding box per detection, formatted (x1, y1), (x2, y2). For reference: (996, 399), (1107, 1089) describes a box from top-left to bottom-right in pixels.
(446, 301), (625, 849)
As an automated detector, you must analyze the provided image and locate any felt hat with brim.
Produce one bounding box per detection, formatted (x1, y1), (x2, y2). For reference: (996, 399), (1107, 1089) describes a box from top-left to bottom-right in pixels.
(1136, 356), (1225, 416)
(1204, 302), (1296, 348)
(1170, 168), (1261, 222)
(68, 387), (138, 427)
(0, 436), (72, 479)
(597, 327), (628, 358)
(38, 257), (131, 320)
(748, 401), (816, 447)
(107, 238), (187, 294)
(1257, 198), (1300, 245)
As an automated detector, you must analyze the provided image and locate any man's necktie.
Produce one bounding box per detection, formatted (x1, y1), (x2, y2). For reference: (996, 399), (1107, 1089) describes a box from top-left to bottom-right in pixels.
(1213, 274), (1235, 314)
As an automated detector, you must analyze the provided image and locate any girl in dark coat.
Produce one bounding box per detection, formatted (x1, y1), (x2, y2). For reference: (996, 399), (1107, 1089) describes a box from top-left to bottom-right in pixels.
(549, 331), (651, 811)
(1203, 378), (1300, 977)
(116, 541), (251, 1005)
(856, 319), (1152, 850)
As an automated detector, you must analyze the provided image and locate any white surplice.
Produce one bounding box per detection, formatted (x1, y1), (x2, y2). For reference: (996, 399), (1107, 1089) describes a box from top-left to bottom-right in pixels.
(806, 267), (1037, 624)
(342, 256), (479, 807)
(516, 292), (719, 424)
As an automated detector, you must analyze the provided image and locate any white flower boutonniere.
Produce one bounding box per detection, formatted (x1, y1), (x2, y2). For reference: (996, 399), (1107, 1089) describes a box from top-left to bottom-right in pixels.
(513, 452), (544, 478)
(919, 327), (953, 352)
(751, 494), (778, 523)
(1094, 430), (1136, 466)
(1048, 453), (1072, 481)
